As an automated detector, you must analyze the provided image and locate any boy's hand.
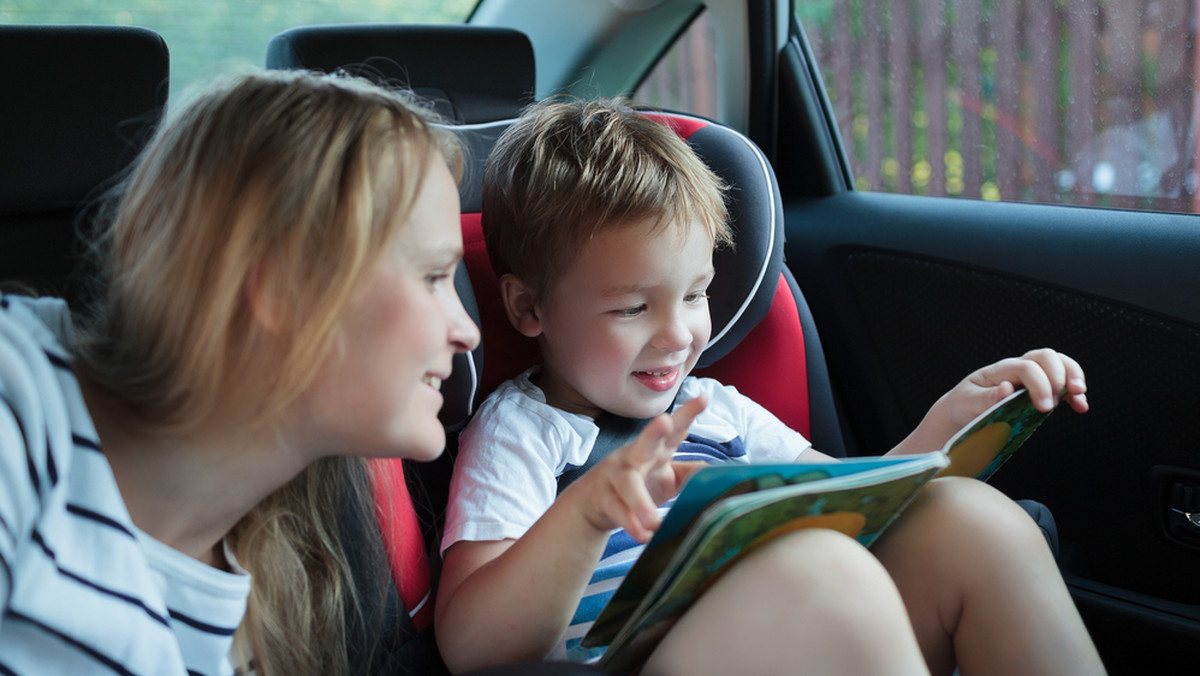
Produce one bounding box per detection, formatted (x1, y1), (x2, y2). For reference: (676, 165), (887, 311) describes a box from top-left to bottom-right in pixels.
(946, 348), (1088, 429)
(891, 349), (1087, 458)
(570, 395), (709, 542)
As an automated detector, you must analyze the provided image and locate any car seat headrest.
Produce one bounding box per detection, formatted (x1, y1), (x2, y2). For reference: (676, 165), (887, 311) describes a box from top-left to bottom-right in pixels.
(644, 113), (784, 368)
(0, 25), (169, 216)
(266, 24), (536, 125)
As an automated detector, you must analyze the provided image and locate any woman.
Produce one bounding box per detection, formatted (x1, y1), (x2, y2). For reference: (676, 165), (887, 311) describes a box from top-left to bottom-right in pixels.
(0, 69), (478, 675)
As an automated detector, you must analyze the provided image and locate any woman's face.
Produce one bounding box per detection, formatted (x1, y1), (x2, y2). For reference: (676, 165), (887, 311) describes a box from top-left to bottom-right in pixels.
(294, 155), (479, 462)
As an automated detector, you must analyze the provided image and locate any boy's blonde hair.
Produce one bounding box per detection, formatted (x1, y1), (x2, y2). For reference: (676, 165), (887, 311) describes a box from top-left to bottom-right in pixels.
(75, 69), (460, 676)
(482, 97), (731, 298)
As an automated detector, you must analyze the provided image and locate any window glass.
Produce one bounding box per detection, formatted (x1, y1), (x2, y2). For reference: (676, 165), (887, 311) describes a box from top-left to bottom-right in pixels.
(636, 9), (719, 119)
(798, 0), (1199, 213)
(2, 0), (477, 101)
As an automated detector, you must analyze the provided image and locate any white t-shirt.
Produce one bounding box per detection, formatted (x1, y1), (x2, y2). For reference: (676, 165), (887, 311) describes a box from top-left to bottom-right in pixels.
(0, 295), (251, 675)
(442, 368), (811, 661)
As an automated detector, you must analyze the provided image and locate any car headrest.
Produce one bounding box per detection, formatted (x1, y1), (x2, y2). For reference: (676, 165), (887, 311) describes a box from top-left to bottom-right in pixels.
(647, 113), (785, 368)
(0, 25), (169, 216)
(264, 24), (533, 430)
(266, 24), (536, 125)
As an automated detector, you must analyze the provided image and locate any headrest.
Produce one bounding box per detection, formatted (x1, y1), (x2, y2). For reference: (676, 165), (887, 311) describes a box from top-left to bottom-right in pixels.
(647, 113), (784, 368)
(266, 24), (536, 124)
(0, 25), (169, 215)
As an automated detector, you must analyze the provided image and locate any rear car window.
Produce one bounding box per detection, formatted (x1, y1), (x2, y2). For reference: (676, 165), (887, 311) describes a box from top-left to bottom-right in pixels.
(1, 0), (477, 101)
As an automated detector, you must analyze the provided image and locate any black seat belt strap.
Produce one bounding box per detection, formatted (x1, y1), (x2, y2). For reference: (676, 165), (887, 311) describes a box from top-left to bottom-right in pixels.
(556, 413), (650, 495)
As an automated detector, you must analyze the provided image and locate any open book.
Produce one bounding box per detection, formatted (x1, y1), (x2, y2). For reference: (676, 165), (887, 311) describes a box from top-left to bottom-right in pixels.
(582, 388), (1054, 672)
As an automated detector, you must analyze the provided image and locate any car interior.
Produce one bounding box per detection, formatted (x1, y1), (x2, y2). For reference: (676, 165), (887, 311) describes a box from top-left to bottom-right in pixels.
(3, 1), (1199, 673)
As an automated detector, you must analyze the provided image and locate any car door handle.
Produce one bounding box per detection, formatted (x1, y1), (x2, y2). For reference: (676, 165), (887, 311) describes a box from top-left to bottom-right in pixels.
(1153, 466), (1200, 550)
(1168, 481), (1200, 529)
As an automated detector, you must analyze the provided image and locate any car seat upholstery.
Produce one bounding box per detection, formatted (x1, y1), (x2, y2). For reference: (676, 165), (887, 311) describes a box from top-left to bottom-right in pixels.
(0, 25), (169, 309)
(266, 23), (535, 125)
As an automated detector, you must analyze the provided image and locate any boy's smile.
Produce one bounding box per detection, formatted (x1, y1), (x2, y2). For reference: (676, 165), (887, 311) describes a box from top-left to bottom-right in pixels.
(528, 217), (715, 419)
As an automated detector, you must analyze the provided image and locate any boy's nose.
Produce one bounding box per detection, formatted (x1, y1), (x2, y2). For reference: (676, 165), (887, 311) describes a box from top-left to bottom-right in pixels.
(652, 313), (693, 352)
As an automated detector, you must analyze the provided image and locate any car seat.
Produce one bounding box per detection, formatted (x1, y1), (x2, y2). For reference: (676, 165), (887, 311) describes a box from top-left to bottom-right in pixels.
(0, 25), (169, 310)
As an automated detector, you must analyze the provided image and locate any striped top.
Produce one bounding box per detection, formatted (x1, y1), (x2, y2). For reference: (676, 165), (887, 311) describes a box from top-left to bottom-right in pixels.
(0, 295), (250, 676)
(443, 368), (809, 661)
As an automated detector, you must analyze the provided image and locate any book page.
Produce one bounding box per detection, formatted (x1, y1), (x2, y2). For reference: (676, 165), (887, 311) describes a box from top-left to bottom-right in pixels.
(939, 388), (1055, 481)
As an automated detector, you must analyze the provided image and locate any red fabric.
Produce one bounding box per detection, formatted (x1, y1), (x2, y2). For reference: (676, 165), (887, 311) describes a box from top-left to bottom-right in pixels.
(368, 458), (433, 630)
(461, 213), (542, 399)
(694, 273), (811, 439)
(641, 112), (707, 139)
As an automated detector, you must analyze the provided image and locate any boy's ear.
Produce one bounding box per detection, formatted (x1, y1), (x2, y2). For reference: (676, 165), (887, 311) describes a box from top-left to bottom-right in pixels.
(498, 274), (544, 338)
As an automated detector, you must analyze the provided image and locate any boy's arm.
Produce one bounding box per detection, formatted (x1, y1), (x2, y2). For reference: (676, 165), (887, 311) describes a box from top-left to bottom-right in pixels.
(886, 348), (1088, 457)
(435, 398), (707, 673)
(436, 501), (613, 672)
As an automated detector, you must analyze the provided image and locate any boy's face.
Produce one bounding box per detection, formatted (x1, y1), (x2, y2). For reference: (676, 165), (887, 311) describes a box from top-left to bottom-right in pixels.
(532, 217), (714, 419)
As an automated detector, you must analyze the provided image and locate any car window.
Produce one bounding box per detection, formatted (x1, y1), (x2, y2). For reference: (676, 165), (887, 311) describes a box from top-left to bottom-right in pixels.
(797, 1), (1199, 214)
(636, 9), (719, 119)
(2, 0), (477, 101)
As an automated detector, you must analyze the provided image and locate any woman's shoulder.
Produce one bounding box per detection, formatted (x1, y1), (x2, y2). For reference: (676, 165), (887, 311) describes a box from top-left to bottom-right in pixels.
(1, 294), (75, 352)
(1, 293), (108, 527)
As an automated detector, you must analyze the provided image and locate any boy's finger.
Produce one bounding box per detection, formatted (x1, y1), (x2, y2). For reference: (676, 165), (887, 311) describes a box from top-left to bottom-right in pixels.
(619, 415), (672, 467)
(601, 492), (651, 542)
(610, 473), (661, 536)
(1065, 391), (1089, 414)
(1059, 352), (1087, 394)
(665, 394), (707, 447)
(1000, 353), (1054, 411)
(1023, 347), (1069, 392)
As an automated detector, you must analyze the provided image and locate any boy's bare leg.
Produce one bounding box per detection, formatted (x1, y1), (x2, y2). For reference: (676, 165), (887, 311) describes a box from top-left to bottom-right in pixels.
(644, 528), (930, 676)
(873, 477), (1105, 676)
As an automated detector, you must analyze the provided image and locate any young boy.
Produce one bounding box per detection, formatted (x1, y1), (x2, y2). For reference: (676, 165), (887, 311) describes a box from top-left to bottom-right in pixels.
(435, 98), (1104, 675)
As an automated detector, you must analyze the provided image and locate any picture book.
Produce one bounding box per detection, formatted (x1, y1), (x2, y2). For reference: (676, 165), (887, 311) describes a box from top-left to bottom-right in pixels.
(582, 388), (1055, 672)
(936, 388), (1056, 481)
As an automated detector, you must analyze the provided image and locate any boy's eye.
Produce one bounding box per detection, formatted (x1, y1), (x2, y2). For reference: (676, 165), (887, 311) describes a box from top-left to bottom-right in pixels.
(685, 291), (710, 304)
(426, 271), (452, 287)
(615, 304), (646, 317)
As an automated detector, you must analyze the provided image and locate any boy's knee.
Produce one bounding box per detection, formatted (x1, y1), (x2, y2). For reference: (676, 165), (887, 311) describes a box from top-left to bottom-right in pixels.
(914, 476), (1049, 550)
(737, 528), (895, 597)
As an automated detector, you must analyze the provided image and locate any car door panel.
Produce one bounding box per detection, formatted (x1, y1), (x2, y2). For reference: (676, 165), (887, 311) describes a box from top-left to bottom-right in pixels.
(783, 185), (1200, 674)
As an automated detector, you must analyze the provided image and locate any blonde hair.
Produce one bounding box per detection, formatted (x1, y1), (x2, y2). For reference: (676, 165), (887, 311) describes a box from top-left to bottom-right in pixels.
(481, 97), (731, 298)
(75, 69), (461, 675)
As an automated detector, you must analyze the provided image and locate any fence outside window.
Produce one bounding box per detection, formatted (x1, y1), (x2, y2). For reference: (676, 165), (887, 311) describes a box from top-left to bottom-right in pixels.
(799, 0), (1199, 214)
